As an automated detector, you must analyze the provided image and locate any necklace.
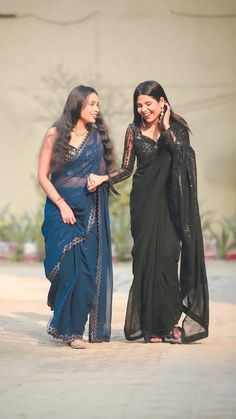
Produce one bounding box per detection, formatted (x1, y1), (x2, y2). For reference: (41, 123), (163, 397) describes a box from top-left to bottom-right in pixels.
(72, 127), (88, 138)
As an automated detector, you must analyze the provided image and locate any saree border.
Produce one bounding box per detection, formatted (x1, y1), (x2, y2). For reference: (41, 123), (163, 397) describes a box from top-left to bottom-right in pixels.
(48, 202), (96, 283)
(89, 188), (103, 342)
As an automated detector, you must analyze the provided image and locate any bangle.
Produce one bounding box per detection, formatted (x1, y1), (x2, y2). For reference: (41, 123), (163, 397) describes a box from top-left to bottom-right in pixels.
(56, 196), (65, 207)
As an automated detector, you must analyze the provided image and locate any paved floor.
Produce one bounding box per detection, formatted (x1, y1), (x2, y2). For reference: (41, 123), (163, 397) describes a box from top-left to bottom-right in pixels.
(0, 260), (236, 419)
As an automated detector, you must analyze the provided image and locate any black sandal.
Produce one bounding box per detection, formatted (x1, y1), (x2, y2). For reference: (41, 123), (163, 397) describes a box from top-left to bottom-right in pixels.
(163, 326), (182, 344)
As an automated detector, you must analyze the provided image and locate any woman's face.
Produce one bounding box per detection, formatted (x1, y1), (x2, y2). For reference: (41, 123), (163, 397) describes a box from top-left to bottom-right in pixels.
(137, 95), (164, 125)
(80, 92), (100, 125)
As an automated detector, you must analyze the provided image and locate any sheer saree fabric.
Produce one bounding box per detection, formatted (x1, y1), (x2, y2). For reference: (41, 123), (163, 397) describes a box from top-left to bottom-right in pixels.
(109, 122), (209, 343)
(42, 127), (113, 342)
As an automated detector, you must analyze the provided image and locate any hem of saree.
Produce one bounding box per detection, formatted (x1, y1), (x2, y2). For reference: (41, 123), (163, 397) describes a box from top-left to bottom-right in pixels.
(47, 325), (83, 343)
(181, 331), (208, 344)
(124, 330), (208, 343)
(124, 331), (144, 341)
(89, 338), (110, 343)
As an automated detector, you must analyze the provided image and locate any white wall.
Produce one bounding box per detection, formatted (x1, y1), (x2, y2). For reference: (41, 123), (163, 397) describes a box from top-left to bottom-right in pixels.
(0, 0), (236, 217)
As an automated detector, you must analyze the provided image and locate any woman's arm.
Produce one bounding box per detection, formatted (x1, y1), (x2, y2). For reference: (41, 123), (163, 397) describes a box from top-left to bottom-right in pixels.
(160, 101), (190, 151)
(161, 123), (190, 153)
(38, 127), (76, 224)
(87, 125), (135, 191)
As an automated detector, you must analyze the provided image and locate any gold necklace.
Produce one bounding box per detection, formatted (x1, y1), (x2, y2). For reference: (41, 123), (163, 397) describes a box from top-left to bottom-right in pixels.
(72, 127), (88, 138)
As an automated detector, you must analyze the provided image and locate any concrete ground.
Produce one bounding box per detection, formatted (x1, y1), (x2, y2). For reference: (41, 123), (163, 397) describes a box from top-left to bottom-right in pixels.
(0, 260), (236, 419)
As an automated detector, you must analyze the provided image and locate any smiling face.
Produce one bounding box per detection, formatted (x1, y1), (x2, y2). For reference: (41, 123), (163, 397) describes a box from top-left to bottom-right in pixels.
(136, 95), (164, 125)
(80, 92), (100, 125)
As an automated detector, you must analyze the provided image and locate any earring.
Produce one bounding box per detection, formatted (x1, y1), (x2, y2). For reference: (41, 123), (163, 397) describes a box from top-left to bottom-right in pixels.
(141, 116), (146, 128)
(159, 107), (164, 122)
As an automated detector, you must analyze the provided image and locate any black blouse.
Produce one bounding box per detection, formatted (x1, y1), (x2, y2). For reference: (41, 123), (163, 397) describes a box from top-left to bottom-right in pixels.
(108, 122), (186, 185)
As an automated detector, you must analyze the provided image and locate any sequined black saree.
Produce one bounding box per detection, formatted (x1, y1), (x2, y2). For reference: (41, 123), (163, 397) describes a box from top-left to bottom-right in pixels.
(109, 121), (209, 343)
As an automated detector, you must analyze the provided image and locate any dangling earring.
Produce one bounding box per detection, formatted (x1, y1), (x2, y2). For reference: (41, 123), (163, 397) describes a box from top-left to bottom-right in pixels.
(141, 116), (146, 128)
(159, 107), (164, 122)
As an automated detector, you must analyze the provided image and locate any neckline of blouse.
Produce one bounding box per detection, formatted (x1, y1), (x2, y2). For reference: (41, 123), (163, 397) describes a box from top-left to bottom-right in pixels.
(137, 126), (161, 143)
(68, 127), (93, 151)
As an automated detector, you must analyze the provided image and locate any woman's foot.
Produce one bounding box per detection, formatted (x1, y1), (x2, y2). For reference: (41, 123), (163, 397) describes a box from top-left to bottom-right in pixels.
(163, 326), (182, 344)
(149, 337), (163, 343)
(69, 339), (87, 349)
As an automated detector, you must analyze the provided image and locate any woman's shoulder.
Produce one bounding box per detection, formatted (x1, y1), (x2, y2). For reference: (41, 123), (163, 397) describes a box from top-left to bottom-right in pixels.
(170, 120), (188, 132)
(42, 126), (58, 148)
(47, 126), (58, 137)
(127, 122), (139, 134)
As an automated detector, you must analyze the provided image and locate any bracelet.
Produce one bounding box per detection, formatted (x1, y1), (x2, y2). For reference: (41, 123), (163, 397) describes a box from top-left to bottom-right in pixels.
(56, 196), (65, 207)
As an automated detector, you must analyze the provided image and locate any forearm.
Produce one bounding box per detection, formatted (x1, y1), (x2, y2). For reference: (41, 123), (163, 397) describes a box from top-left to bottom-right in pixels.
(108, 167), (133, 185)
(100, 175), (109, 183)
(161, 127), (178, 154)
(38, 175), (62, 206)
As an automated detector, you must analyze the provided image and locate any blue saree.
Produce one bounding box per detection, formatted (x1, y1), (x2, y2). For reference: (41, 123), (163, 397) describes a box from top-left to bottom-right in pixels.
(42, 127), (113, 342)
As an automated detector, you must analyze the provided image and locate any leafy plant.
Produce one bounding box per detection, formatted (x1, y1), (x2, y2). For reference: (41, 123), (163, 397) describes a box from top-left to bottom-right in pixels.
(110, 210), (132, 261)
(0, 205), (13, 242)
(8, 214), (34, 261)
(200, 209), (215, 235)
(207, 220), (236, 259)
(109, 177), (132, 261)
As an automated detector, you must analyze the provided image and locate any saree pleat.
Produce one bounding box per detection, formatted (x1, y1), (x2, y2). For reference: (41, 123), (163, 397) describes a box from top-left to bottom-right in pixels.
(125, 151), (182, 341)
(42, 128), (113, 342)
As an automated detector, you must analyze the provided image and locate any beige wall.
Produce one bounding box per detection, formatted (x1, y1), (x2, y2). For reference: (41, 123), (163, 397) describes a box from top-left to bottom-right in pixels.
(0, 0), (236, 217)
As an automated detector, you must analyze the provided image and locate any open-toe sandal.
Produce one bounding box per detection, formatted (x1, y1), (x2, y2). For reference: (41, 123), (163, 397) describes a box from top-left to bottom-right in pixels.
(69, 339), (87, 349)
(163, 326), (182, 344)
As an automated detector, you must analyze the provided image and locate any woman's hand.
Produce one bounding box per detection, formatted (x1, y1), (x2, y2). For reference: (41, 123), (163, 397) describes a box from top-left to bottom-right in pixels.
(163, 101), (171, 130)
(59, 201), (76, 224)
(87, 174), (108, 192)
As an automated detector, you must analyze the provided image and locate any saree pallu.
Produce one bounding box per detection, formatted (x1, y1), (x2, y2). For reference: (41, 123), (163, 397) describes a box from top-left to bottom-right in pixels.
(42, 128), (113, 342)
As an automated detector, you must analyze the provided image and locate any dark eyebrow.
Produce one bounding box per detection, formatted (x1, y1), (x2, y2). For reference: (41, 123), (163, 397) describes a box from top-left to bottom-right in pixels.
(88, 100), (99, 104)
(137, 100), (153, 105)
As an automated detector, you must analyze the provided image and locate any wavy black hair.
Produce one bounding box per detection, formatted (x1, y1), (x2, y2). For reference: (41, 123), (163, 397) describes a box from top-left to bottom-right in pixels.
(133, 80), (190, 132)
(51, 85), (115, 173)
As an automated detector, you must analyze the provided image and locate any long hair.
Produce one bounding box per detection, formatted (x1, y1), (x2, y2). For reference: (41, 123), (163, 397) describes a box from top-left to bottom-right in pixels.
(51, 85), (115, 173)
(133, 80), (190, 132)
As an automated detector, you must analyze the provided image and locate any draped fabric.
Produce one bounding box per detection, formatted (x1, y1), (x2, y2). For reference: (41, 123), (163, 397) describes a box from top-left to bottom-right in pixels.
(109, 122), (209, 343)
(42, 128), (113, 342)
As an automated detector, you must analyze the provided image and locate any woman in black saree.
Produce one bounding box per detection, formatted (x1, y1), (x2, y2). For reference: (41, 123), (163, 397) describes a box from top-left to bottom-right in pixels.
(38, 85), (114, 349)
(88, 80), (209, 344)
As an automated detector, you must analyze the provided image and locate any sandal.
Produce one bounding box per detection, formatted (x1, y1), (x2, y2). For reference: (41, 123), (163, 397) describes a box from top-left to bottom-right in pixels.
(69, 339), (87, 349)
(163, 326), (182, 344)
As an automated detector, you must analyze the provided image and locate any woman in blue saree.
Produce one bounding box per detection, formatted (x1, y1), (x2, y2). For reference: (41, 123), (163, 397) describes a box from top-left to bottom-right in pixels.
(38, 86), (114, 349)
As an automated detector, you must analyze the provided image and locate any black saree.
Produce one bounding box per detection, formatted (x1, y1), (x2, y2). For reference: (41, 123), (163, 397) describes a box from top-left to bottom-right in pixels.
(109, 122), (209, 343)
